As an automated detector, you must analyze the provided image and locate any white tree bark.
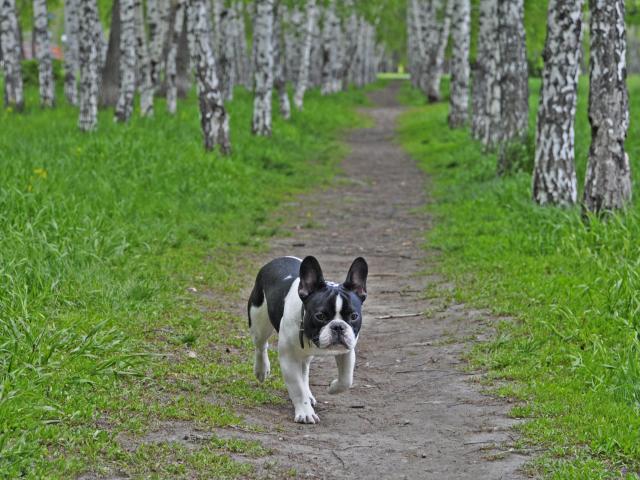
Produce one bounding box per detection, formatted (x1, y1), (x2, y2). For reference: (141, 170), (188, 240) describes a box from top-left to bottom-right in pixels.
(448, 0), (470, 128)
(497, 0), (529, 174)
(63, 0), (80, 105)
(78, 0), (101, 131)
(234, 2), (251, 89)
(340, 1), (358, 90)
(33, 0), (55, 107)
(471, 0), (493, 140)
(320, 2), (338, 95)
(115, 0), (137, 122)
(483, 0), (501, 148)
(583, 0), (631, 212)
(252, 0), (274, 136)
(166, 0), (186, 114)
(532, 0), (584, 206)
(186, 0), (230, 153)
(427, 0), (453, 102)
(284, 7), (302, 84)
(220, 5), (236, 101)
(0, 0), (24, 111)
(273, 3), (291, 120)
(134, 0), (154, 116)
(147, 0), (169, 90)
(293, 0), (316, 110)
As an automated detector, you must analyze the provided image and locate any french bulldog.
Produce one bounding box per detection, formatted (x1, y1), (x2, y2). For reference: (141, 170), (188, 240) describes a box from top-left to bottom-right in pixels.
(247, 256), (368, 424)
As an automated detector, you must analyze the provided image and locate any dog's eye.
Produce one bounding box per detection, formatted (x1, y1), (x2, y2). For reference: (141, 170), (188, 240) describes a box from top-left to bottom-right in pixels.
(349, 312), (359, 321)
(314, 312), (327, 322)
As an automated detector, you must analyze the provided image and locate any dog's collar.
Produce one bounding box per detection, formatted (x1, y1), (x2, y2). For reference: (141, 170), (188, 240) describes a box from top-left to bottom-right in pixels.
(299, 305), (306, 349)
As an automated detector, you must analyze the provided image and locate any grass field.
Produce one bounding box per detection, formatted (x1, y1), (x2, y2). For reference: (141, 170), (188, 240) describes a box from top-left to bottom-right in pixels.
(0, 85), (370, 478)
(399, 78), (640, 478)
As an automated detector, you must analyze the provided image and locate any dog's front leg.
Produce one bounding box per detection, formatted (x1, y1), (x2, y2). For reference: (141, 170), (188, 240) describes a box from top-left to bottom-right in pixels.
(280, 351), (319, 424)
(329, 349), (355, 394)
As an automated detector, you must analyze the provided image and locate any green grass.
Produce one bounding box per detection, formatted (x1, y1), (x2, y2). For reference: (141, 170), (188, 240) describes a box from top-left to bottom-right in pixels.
(0, 84), (370, 478)
(399, 76), (640, 478)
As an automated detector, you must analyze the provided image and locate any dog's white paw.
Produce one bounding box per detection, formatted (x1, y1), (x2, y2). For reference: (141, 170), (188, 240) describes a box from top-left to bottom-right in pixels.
(253, 358), (270, 383)
(294, 409), (320, 424)
(328, 379), (350, 394)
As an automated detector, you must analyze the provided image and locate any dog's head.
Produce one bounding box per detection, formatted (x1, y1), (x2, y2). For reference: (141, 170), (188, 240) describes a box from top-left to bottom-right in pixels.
(298, 256), (368, 351)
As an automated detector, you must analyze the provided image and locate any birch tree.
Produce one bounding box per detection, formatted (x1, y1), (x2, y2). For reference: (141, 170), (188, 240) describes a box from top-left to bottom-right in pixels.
(63, 0), (80, 105)
(33, 0), (55, 107)
(448, 0), (470, 128)
(0, 0), (24, 111)
(320, 2), (339, 95)
(273, 2), (291, 119)
(147, 0), (169, 90)
(166, 0), (186, 113)
(293, 0), (316, 110)
(134, 0), (154, 116)
(426, 0), (453, 102)
(115, 0), (136, 122)
(186, 0), (230, 154)
(78, 0), (101, 131)
(101, 0), (121, 107)
(252, 0), (275, 136)
(532, 0), (584, 206)
(496, 0), (529, 175)
(471, 0), (498, 142)
(220, 6), (236, 101)
(583, 0), (631, 212)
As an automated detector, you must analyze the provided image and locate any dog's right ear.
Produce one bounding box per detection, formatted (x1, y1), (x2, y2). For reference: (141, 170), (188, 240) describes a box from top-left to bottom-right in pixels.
(299, 256), (325, 301)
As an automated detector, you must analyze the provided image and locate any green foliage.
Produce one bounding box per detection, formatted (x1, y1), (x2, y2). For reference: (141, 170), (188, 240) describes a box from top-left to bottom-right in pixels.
(20, 59), (64, 87)
(0, 84), (368, 477)
(399, 75), (640, 477)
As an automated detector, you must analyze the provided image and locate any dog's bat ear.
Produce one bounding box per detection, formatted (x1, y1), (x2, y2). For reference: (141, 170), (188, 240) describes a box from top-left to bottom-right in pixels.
(344, 257), (368, 302)
(299, 256), (326, 300)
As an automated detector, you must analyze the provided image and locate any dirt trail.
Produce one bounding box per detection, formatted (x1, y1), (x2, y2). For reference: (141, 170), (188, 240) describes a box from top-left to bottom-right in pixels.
(220, 82), (532, 479)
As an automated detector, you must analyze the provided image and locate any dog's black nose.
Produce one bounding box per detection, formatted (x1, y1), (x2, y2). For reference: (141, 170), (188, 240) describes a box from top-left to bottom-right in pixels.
(331, 323), (345, 332)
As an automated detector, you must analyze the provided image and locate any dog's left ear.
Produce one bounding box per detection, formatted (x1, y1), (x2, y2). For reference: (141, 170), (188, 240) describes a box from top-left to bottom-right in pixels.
(344, 257), (368, 302)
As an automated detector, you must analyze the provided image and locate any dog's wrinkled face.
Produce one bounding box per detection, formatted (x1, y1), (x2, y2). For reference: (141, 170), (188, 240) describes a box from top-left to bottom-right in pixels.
(298, 256), (368, 350)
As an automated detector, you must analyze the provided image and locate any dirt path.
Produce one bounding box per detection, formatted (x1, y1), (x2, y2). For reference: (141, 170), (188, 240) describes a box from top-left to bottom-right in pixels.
(218, 82), (532, 479)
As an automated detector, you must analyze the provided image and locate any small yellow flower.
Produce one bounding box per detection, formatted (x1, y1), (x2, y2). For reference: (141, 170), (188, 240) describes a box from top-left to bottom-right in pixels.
(33, 168), (48, 179)
(6, 106), (13, 113)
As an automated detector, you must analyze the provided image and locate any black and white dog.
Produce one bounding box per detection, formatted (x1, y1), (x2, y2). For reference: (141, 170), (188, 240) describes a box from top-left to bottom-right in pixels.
(247, 256), (368, 424)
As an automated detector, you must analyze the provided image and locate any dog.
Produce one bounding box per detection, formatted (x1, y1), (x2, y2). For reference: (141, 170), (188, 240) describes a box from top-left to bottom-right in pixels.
(247, 256), (368, 424)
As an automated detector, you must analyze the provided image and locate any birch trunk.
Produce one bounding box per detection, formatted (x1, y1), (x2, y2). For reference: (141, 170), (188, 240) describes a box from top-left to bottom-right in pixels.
(134, 0), (154, 116)
(532, 0), (583, 206)
(220, 6), (236, 101)
(448, 0), (470, 127)
(0, 0), (24, 110)
(320, 3), (338, 95)
(496, 0), (529, 174)
(78, 0), (101, 131)
(284, 7), (302, 84)
(340, 2), (358, 90)
(234, 2), (251, 89)
(115, 0), (136, 122)
(166, 0), (186, 114)
(33, 0), (55, 107)
(147, 0), (168, 89)
(471, 0), (495, 140)
(252, 0), (274, 136)
(186, 0), (230, 154)
(101, 0), (121, 107)
(483, 0), (501, 148)
(273, 3), (291, 120)
(63, 0), (80, 105)
(427, 0), (453, 102)
(293, 0), (316, 110)
(583, 0), (631, 212)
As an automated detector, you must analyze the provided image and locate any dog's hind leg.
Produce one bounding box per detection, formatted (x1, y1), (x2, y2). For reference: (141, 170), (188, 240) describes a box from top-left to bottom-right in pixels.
(249, 303), (274, 382)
